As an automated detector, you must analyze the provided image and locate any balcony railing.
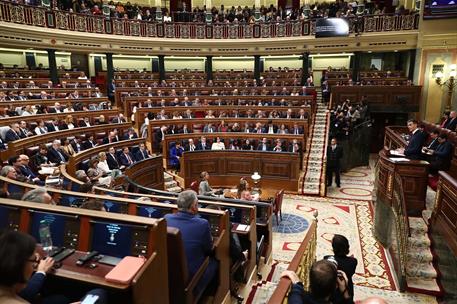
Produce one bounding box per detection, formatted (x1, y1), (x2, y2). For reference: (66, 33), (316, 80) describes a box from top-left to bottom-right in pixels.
(0, 1), (419, 39)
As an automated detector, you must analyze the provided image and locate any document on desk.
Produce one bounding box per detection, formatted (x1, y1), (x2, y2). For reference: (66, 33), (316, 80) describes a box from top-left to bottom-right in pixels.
(390, 150), (405, 156)
(389, 157), (410, 162)
(236, 224), (249, 232)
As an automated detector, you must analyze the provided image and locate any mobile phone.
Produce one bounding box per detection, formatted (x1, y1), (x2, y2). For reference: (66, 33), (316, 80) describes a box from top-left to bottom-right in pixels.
(81, 294), (100, 304)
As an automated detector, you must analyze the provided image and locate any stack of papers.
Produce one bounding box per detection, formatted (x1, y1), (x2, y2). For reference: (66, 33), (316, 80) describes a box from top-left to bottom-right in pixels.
(236, 224), (249, 232)
(390, 150), (405, 156)
(389, 157), (410, 162)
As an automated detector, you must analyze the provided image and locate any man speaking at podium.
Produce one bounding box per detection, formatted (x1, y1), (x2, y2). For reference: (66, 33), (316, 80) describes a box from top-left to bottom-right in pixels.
(402, 119), (426, 160)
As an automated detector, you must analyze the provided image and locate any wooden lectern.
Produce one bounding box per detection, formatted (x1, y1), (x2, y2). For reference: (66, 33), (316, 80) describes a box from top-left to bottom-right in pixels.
(376, 150), (429, 216)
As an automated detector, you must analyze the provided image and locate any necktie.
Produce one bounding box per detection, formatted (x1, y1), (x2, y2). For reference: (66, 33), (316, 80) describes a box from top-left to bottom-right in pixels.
(190, 145), (194, 151)
(202, 143), (205, 149)
(57, 149), (65, 162)
(126, 154), (132, 165)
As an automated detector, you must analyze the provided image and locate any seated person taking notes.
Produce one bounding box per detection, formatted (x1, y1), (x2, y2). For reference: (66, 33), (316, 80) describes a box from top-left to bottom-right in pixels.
(199, 171), (222, 196)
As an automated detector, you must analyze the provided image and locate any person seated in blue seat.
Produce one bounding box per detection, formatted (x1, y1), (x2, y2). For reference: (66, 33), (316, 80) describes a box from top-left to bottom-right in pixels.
(0, 230), (108, 304)
(164, 190), (218, 297)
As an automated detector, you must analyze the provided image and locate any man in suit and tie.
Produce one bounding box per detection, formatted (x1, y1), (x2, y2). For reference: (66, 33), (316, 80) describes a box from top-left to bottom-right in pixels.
(186, 139), (197, 152)
(70, 138), (83, 153)
(291, 123), (304, 135)
(18, 121), (31, 138)
(203, 123), (216, 133)
(184, 109), (194, 119)
(164, 190), (218, 297)
(444, 111), (457, 131)
(422, 130), (440, 160)
(111, 113), (126, 124)
(253, 122), (265, 134)
(47, 140), (69, 164)
(288, 139), (302, 153)
(134, 143), (151, 161)
(79, 117), (91, 127)
(266, 121), (277, 134)
(17, 154), (43, 185)
(82, 135), (97, 150)
(326, 137), (343, 187)
(428, 134), (454, 174)
(257, 138), (270, 151)
(103, 131), (118, 145)
(46, 119), (61, 132)
(402, 119), (426, 160)
(119, 147), (136, 167)
(4, 123), (22, 143)
(106, 147), (123, 170)
(196, 136), (210, 151)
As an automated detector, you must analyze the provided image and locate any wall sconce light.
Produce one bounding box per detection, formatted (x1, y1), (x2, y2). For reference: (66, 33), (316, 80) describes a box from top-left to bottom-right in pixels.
(435, 64), (456, 111)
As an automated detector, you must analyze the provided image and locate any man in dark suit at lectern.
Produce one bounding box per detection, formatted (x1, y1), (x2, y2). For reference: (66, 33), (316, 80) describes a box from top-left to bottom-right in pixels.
(327, 137), (343, 188)
(403, 119), (426, 160)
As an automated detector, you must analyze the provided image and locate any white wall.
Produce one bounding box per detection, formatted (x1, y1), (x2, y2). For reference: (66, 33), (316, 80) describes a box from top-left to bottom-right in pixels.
(213, 57), (254, 71)
(0, 48), (71, 69)
(165, 57), (205, 71)
(264, 56), (302, 69)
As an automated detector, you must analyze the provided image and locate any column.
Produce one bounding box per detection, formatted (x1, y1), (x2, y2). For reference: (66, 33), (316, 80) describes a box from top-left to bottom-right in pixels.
(106, 53), (114, 99)
(408, 49), (416, 81)
(301, 52), (310, 86)
(254, 55), (261, 84)
(47, 49), (59, 85)
(351, 52), (361, 83)
(206, 56), (213, 82)
(158, 55), (165, 82)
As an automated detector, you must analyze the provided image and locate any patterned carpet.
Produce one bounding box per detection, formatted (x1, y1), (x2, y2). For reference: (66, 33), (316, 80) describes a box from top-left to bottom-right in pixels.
(264, 163), (438, 303)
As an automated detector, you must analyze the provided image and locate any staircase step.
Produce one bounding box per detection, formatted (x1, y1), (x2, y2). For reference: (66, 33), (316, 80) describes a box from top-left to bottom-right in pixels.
(407, 248), (433, 263)
(167, 186), (182, 193)
(165, 180), (178, 188)
(406, 261), (437, 279)
(409, 217), (428, 233)
(408, 235), (431, 248)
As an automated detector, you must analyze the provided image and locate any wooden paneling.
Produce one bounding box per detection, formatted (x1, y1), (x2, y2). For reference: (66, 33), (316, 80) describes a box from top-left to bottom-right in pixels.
(432, 172), (457, 256)
(181, 151), (300, 191)
(125, 156), (164, 190)
(331, 86), (422, 113)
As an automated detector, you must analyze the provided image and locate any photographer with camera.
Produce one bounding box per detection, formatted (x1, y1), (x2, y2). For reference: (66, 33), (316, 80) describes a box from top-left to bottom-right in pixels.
(281, 258), (352, 304)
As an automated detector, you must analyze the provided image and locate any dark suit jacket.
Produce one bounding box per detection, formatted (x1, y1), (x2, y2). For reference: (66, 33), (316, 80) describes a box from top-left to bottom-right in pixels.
(4, 129), (21, 142)
(445, 117), (457, 131)
(47, 147), (68, 164)
(257, 143), (270, 151)
(19, 272), (46, 303)
(426, 138), (439, 150)
(432, 141), (453, 170)
(46, 123), (60, 132)
(119, 152), (135, 167)
(82, 140), (97, 150)
(164, 211), (213, 277)
(106, 153), (120, 170)
(134, 149), (150, 161)
(327, 145), (343, 168)
(404, 130), (426, 160)
(196, 143), (211, 151)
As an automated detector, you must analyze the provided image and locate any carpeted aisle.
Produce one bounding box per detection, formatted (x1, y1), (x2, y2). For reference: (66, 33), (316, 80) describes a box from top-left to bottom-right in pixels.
(244, 164), (438, 304)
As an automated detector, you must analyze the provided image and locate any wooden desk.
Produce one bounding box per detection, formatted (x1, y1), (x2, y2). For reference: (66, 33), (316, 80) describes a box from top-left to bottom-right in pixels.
(0, 198), (169, 303)
(124, 156), (165, 190)
(0, 97), (109, 109)
(181, 150), (300, 192)
(431, 171), (457, 256)
(376, 150), (428, 216)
